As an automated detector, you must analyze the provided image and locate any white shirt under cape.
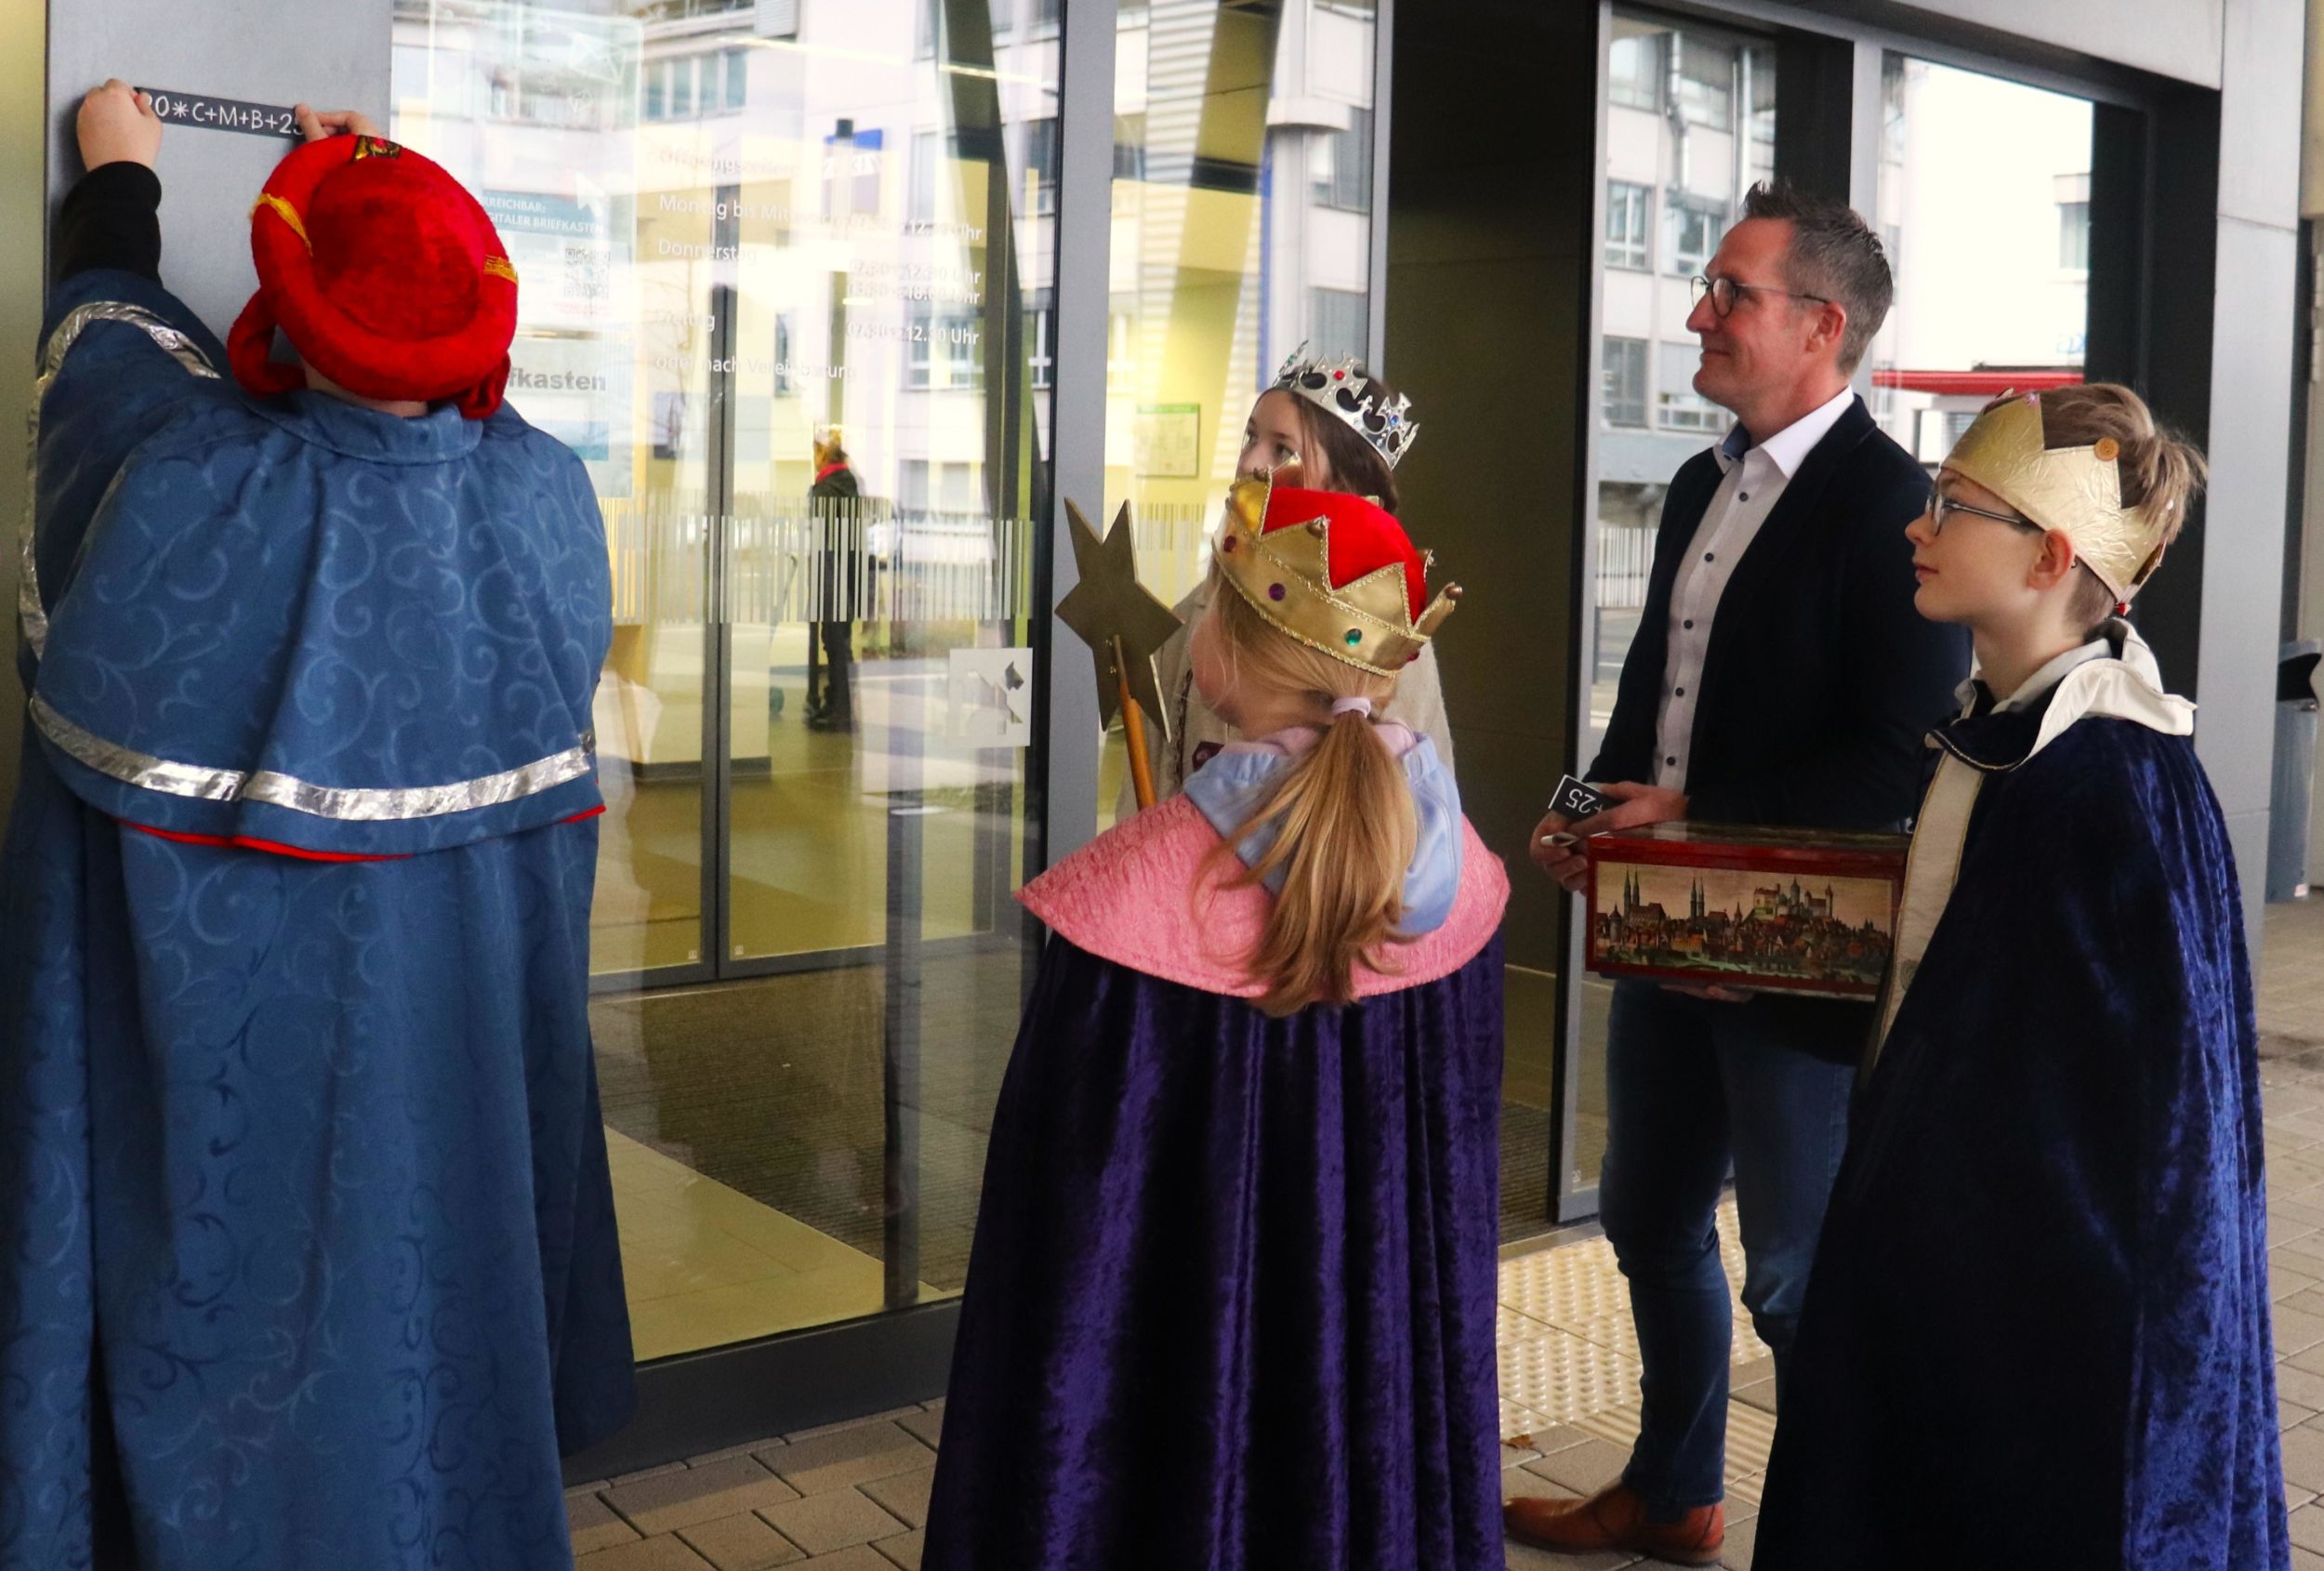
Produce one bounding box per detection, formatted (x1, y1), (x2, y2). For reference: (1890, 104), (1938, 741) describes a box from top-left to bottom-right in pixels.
(1116, 577), (1457, 818)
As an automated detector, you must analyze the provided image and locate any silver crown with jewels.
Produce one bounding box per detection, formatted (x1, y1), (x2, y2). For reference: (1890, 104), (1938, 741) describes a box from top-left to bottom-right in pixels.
(1270, 344), (1419, 470)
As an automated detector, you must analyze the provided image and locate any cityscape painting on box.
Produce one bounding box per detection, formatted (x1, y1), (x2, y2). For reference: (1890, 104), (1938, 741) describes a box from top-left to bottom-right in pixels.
(1584, 824), (1908, 997)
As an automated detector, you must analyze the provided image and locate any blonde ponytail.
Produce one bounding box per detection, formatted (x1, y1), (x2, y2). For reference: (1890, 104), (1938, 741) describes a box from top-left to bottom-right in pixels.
(1198, 573), (1415, 1015)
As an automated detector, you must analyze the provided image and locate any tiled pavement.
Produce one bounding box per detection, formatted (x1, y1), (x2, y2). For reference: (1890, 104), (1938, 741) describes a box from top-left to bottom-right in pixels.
(567, 898), (2324, 1570)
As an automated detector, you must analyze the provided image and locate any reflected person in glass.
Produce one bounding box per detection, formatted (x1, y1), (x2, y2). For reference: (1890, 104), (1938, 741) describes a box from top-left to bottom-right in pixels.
(806, 426), (864, 732)
(926, 478), (1506, 1569)
(1127, 349), (1453, 811)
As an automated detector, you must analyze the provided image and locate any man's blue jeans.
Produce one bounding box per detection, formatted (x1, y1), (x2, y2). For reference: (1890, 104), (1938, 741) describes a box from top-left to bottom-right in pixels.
(1598, 981), (1855, 1514)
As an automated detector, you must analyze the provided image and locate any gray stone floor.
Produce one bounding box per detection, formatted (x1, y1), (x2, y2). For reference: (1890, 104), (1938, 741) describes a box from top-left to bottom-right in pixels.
(567, 898), (2324, 1570)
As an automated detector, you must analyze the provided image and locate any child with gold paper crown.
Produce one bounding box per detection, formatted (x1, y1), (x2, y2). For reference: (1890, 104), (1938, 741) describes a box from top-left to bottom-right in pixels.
(923, 473), (1508, 1569)
(1754, 385), (2288, 1569)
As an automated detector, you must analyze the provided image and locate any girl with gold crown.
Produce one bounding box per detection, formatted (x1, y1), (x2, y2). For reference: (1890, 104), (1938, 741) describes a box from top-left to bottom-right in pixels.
(1754, 385), (2288, 1569)
(923, 474), (1509, 1569)
(1129, 350), (1454, 806)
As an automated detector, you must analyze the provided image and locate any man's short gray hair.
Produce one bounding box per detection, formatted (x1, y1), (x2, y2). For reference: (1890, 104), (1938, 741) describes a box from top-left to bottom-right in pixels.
(1740, 180), (1893, 374)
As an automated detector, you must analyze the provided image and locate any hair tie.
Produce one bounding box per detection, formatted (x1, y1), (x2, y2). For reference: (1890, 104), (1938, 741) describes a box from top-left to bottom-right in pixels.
(1329, 695), (1374, 719)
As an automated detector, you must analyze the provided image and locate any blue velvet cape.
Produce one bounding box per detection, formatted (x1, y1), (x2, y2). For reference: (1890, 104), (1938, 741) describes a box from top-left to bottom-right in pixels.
(0, 270), (633, 1570)
(921, 860), (1508, 1568)
(1754, 700), (2287, 1570)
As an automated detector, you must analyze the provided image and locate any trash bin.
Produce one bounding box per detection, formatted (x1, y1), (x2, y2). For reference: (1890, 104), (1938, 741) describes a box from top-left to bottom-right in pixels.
(2269, 639), (2323, 901)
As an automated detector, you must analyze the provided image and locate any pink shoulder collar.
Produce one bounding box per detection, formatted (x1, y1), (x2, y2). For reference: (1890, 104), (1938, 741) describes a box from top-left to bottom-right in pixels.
(1018, 795), (1509, 998)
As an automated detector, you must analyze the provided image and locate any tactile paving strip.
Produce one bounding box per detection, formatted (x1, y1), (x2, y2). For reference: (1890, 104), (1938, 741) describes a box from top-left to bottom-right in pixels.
(1573, 1394), (1778, 1485)
(1495, 1327), (1645, 1427)
(1496, 1196), (1770, 1436)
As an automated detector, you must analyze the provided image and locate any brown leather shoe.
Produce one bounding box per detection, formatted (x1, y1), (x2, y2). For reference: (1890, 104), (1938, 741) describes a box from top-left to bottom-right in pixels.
(1504, 1483), (1724, 1566)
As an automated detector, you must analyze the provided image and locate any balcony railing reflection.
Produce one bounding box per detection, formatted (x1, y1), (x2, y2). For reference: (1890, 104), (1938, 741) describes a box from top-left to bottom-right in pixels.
(602, 495), (1038, 626)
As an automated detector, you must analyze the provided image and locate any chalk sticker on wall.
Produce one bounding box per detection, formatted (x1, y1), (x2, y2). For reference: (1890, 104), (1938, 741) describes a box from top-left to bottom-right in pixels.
(138, 89), (300, 139)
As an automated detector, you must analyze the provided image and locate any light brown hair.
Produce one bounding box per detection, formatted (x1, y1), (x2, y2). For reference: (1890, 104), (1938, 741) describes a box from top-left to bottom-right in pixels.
(2010, 384), (2206, 629)
(1283, 371), (1404, 515)
(1199, 571), (1412, 1015)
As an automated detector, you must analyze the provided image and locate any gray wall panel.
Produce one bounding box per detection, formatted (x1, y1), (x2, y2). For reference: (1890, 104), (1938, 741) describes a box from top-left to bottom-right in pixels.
(46, 0), (393, 343)
(2199, 214), (2299, 825)
(2226, 807), (2271, 954)
(1886, 0), (2225, 88)
(1387, 1), (1597, 982)
(1037, 0), (1112, 866)
(2219, 0), (2304, 227)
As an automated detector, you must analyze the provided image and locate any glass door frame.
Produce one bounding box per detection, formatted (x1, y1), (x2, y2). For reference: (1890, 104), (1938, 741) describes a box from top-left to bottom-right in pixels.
(572, 0), (1406, 1477)
(1554, 0), (2192, 1226)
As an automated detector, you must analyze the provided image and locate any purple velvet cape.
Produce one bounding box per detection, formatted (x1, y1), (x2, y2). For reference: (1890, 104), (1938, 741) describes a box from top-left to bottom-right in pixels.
(920, 919), (1507, 1571)
(1754, 708), (2288, 1570)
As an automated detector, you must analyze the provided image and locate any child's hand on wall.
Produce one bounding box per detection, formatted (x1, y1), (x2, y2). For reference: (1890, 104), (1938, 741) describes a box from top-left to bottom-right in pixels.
(295, 105), (384, 142)
(78, 79), (161, 171)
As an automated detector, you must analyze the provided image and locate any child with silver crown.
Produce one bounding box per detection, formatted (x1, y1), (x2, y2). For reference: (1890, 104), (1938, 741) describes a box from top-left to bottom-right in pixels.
(1754, 385), (2289, 1570)
(924, 472), (1510, 1570)
(1128, 347), (1454, 808)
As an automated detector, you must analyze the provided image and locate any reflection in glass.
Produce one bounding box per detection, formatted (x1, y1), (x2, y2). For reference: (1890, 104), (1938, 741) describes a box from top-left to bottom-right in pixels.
(1574, 13), (1776, 1198)
(1870, 57), (2094, 463)
(392, 0), (1055, 1359)
(1095, 0), (1382, 825)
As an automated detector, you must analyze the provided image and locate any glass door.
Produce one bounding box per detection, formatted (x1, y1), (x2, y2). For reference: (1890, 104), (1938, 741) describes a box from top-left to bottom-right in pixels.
(391, 0), (1056, 1361)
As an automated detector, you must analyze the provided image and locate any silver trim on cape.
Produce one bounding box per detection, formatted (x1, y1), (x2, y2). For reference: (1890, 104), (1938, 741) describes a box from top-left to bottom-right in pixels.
(31, 693), (597, 823)
(21, 301), (222, 661)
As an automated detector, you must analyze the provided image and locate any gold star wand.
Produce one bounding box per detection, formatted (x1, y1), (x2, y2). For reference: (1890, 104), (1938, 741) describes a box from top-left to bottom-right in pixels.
(1056, 498), (1182, 812)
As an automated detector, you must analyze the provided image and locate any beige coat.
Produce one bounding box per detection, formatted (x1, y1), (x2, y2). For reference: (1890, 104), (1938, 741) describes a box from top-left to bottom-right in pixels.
(1118, 578), (1457, 817)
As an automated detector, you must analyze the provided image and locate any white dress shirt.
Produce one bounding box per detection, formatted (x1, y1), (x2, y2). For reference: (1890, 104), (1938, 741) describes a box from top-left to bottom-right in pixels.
(1653, 386), (1858, 792)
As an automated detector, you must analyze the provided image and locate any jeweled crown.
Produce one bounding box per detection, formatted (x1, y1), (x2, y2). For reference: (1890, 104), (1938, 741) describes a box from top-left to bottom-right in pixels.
(1214, 470), (1459, 677)
(1945, 392), (2170, 602)
(1272, 344), (1419, 470)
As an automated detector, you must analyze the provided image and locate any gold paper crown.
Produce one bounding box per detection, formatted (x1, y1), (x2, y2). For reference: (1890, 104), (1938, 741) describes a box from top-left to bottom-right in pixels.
(1944, 393), (2169, 602)
(1214, 472), (1459, 677)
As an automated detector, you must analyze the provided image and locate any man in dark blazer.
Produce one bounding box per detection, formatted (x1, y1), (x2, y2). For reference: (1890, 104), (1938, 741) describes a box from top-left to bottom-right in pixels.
(1506, 182), (1969, 1565)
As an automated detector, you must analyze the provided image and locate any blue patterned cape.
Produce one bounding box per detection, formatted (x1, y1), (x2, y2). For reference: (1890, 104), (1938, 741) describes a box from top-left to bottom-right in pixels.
(0, 269), (634, 1570)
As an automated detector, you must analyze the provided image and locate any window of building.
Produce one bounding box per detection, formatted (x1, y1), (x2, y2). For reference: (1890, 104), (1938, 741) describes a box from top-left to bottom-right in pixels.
(910, 129), (947, 223)
(1657, 387), (1725, 432)
(1675, 37), (1736, 130)
(1113, 114), (1147, 180)
(1105, 305), (1134, 396)
(1608, 31), (1661, 112)
(1606, 180), (1650, 271)
(1666, 199), (1723, 277)
(1027, 288), (1055, 390)
(772, 313), (797, 395)
(1030, 0), (1061, 33)
(2055, 173), (2093, 274)
(1308, 287), (1368, 363)
(988, 0), (1014, 42)
(1022, 117), (1060, 217)
(1311, 107), (1374, 213)
(2057, 200), (2089, 271)
(1603, 337), (1648, 428)
(1870, 57), (2096, 452)
(722, 47), (747, 112)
